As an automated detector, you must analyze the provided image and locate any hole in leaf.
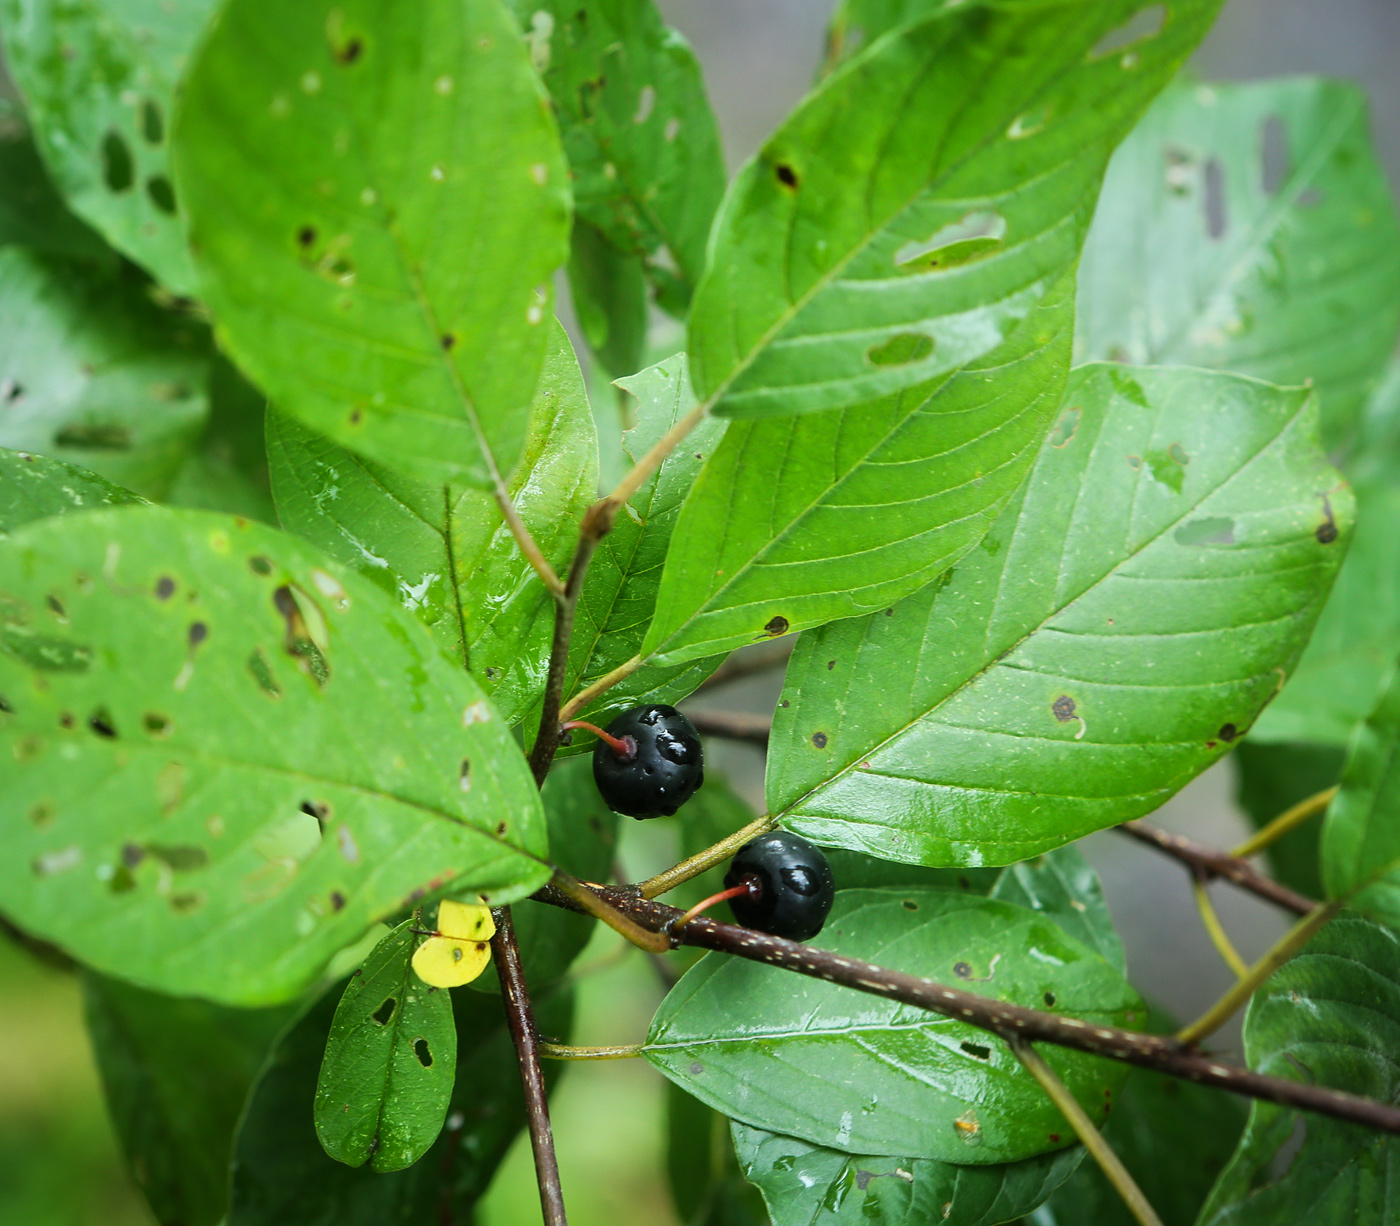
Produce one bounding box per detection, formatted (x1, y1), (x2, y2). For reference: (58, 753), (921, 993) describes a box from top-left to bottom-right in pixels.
(1203, 157), (1228, 239)
(372, 997), (397, 1025)
(143, 712), (172, 736)
(633, 84), (655, 124)
(1260, 114), (1288, 195)
(1088, 4), (1166, 59)
(894, 211), (1006, 272)
(88, 708), (117, 739)
(188, 622), (208, 648)
(146, 176), (176, 215)
(774, 163), (798, 189)
(2, 379), (23, 404)
(273, 586), (331, 687)
(140, 98), (163, 144)
(960, 1041), (991, 1060)
(155, 576), (176, 600)
(300, 799), (331, 829)
(414, 1038), (433, 1067)
(54, 422), (131, 450)
(1044, 991), (1056, 1007)
(101, 130), (133, 192)
(867, 333), (933, 367)
(247, 648), (282, 698)
(902, 899), (918, 911)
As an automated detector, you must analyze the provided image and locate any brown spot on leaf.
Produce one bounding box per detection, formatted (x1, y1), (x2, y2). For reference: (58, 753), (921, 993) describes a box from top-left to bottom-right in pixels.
(953, 961), (972, 979)
(155, 576), (176, 600)
(1218, 723), (1239, 742)
(775, 163), (798, 189)
(811, 731), (828, 749)
(764, 616), (789, 637)
(1051, 695), (1076, 723)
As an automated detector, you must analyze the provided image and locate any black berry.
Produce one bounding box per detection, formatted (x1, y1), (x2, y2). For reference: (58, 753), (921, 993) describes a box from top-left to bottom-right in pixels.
(724, 831), (835, 941)
(591, 704), (703, 819)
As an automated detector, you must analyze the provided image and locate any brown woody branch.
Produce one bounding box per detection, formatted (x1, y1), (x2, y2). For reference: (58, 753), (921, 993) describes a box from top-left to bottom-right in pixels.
(532, 882), (1400, 1137)
(1118, 820), (1317, 916)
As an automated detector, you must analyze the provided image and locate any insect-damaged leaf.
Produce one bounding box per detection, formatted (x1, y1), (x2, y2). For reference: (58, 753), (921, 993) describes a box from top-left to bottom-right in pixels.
(687, 0), (1222, 421)
(767, 365), (1350, 867)
(315, 920), (456, 1172)
(0, 0), (216, 292)
(0, 447), (143, 534)
(1076, 78), (1400, 450)
(231, 976), (572, 1224)
(0, 507), (548, 1005)
(732, 1122), (1082, 1226)
(1197, 914), (1400, 1226)
(83, 972), (294, 1226)
(646, 889), (1142, 1165)
(640, 278), (1072, 667)
(267, 321), (597, 727)
(507, 0), (726, 320)
(0, 246), (209, 499)
(173, 0), (570, 486)
(517, 355), (728, 744)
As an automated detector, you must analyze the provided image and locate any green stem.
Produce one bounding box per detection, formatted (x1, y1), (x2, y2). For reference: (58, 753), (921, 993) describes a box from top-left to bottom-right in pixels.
(637, 814), (778, 899)
(1192, 875), (1249, 979)
(1230, 786), (1338, 859)
(1011, 1039), (1164, 1226)
(539, 1042), (644, 1061)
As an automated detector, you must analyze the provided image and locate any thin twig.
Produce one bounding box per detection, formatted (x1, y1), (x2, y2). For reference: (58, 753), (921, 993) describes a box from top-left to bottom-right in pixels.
(539, 1042), (644, 1061)
(1118, 820), (1316, 915)
(695, 639), (795, 693)
(495, 488), (563, 596)
(491, 906), (568, 1226)
(637, 814), (778, 899)
(1231, 786), (1338, 859)
(1177, 897), (1344, 1047)
(607, 401), (710, 508)
(527, 500), (616, 782)
(558, 654), (644, 724)
(530, 882), (1400, 1136)
(1011, 1039), (1164, 1226)
(1192, 874), (1249, 979)
(683, 709), (773, 748)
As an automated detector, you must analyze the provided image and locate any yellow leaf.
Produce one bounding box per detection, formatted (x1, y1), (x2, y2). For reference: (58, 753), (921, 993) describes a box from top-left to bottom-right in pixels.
(410, 900), (496, 988)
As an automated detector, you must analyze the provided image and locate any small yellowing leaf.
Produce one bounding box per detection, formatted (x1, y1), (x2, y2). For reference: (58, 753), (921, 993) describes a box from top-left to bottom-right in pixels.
(410, 900), (496, 988)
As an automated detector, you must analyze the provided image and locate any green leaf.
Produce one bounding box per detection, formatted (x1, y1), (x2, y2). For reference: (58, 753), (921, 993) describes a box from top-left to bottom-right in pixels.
(82, 972), (293, 1226)
(824, 1), (955, 70)
(0, 446), (142, 534)
(667, 1082), (770, 1226)
(1253, 360), (1400, 745)
(641, 275), (1074, 666)
(569, 216), (649, 380)
(646, 889), (1143, 1164)
(1197, 914), (1400, 1226)
(765, 365), (1350, 867)
(520, 355), (727, 743)
(314, 921), (455, 1172)
(989, 847), (1124, 974)
(166, 356), (276, 524)
(230, 977), (573, 1223)
(687, 0), (1222, 421)
(470, 755), (618, 993)
(510, 0), (726, 316)
(1322, 662), (1400, 925)
(733, 1121), (1081, 1226)
(0, 246), (209, 498)
(0, 109), (115, 263)
(173, 0), (570, 485)
(0, 0), (215, 292)
(1232, 740), (1341, 899)
(1076, 78), (1400, 449)
(0, 507), (549, 1004)
(267, 321), (597, 725)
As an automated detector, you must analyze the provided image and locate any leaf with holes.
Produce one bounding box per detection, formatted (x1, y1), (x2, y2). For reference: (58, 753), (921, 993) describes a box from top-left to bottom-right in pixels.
(230, 975), (571, 1225)
(1076, 78), (1400, 448)
(518, 355), (727, 746)
(83, 972), (294, 1226)
(1197, 914), (1400, 1226)
(640, 277), (1073, 666)
(733, 1121), (1082, 1226)
(507, 0), (725, 319)
(766, 365), (1350, 867)
(267, 321), (597, 726)
(0, 111), (115, 264)
(687, 0), (1221, 421)
(0, 507), (549, 1005)
(1254, 360), (1400, 746)
(0, 447), (143, 534)
(1321, 659), (1400, 927)
(314, 921), (456, 1172)
(646, 889), (1143, 1164)
(173, 0), (569, 486)
(0, 0), (216, 292)
(0, 247), (209, 499)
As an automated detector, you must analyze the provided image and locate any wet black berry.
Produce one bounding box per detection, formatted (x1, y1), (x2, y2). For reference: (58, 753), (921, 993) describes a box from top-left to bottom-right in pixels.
(724, 831), (835, 941)
(591, 704), (703, 819)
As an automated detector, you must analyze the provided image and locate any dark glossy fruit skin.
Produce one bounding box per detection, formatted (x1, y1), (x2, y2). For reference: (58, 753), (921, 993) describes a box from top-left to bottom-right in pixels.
(592, 704), (703, 819)
(724, 831), (835, 941)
